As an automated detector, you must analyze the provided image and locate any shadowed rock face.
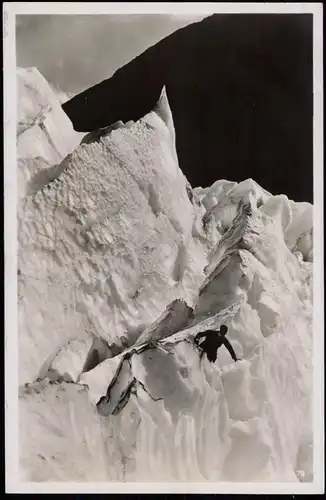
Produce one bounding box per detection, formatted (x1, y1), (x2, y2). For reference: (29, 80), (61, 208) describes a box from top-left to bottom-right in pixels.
(62, 14), (313, 202)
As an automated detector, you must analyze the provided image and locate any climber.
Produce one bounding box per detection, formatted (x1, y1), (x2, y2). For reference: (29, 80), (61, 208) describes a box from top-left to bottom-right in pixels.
(194, 325), (239, 363)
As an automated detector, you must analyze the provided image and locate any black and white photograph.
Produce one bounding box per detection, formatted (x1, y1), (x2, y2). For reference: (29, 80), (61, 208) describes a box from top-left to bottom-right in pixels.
(4, 2), (324, 494)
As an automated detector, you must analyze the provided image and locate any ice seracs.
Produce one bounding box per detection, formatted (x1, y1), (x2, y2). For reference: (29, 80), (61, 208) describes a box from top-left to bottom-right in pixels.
(18, 70), (313, 483)
(17, 81), (211, 385)
(17, 67), (83, 200)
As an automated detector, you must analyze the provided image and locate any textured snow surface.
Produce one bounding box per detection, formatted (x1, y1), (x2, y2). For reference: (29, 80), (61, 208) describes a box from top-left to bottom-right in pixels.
(17, 67), (83, 199)
(18, 69), (313, 483)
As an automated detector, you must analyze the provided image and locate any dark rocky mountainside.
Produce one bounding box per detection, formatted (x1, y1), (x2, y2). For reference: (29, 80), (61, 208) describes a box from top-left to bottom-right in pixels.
(62, 14), (313, 202)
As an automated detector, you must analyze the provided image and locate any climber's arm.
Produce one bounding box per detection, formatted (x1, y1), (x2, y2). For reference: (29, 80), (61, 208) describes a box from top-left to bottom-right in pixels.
(222, 338), (238, 362)
(194, 331), (207, 345)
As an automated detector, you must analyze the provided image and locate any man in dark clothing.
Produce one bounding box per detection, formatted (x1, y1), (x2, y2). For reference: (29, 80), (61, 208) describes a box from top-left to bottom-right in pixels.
(194, 325), (239, 363)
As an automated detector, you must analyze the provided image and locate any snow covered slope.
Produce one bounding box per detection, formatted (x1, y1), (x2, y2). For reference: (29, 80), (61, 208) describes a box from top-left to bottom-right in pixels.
(18, 70), (313, 483)
(18, 86), (215, 385)
(17, 67), (83, 199)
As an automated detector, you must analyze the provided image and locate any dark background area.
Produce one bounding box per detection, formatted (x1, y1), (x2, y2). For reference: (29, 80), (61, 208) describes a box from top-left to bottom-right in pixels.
(17, 14), (313, 202)
(16, 14), (204, 94)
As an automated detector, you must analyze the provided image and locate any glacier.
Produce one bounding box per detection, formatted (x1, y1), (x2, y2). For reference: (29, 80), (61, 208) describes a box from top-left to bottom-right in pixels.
(17, 67), (314, 484)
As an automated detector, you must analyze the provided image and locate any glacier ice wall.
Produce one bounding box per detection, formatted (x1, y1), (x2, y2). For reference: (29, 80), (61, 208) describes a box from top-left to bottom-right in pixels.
(17, 67), (83, 199)
(17, 68), (313, 483)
